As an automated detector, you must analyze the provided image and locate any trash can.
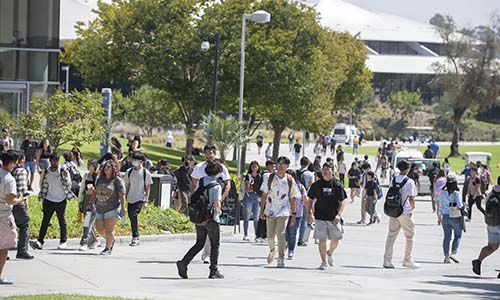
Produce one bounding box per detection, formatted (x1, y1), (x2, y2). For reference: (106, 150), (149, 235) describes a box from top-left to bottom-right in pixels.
(150, 174), (177, 209)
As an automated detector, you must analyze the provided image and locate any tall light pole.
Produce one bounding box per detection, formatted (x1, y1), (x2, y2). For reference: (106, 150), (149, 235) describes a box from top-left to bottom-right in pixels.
(201, 33), (221, 145)
(237, 10), (271, 176)
(61, 65), (70, 94)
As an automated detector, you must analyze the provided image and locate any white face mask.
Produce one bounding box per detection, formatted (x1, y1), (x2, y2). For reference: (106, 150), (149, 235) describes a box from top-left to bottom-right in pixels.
(132, 160), (140, 167)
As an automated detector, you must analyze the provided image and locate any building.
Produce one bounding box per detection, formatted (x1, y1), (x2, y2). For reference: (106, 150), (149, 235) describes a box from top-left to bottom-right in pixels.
(0, 0), (61, 121)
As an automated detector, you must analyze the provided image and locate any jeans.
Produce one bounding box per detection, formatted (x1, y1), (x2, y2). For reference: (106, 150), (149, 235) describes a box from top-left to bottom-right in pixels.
(181, 221), (220, 271)
(12, 203), (29, 253)
(298, 209), (307, 243)
(128, 201), (144, 238)
(38, 199), (67, 244)
(441, 214), (462, 256)
(80, 209), (98, 246)
(243, 192), (260, 236)
(467, 196), (485, 220)
(285, 216), (301, 252)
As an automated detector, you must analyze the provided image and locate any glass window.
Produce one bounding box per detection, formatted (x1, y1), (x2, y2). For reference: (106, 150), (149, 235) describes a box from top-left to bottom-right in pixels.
(0, 49), (29, 80)
(0, 49), (58, 81)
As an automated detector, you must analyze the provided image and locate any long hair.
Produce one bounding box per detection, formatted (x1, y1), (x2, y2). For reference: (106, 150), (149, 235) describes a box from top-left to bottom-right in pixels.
(99, 160), (121, 179)
(247, 160), (261, 174)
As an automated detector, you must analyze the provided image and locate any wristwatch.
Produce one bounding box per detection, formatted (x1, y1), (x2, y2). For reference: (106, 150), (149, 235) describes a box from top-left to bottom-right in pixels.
(292, 212), (297, 215)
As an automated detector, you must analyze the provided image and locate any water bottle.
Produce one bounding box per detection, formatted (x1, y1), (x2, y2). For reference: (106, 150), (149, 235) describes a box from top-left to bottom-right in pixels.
(118, 212), (126, 225)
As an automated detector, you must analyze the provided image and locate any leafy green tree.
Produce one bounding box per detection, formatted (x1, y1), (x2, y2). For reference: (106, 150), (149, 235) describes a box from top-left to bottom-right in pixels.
(431, 13), (500, 156)
(386, 90), (424, 119)
(0, 112), (16, 133)
(200, 113), (246, 163)
(18, 90), (106, 149)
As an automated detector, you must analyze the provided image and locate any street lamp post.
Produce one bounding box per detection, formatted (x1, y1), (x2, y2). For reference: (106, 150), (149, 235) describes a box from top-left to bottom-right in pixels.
(201, 33), (221, 145)
(237, 10), (271, 176)
(61, 65), (70, 94)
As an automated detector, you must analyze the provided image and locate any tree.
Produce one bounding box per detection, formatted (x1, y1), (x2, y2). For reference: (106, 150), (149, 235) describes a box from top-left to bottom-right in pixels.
(18, 90), (106, 149)
(386, 90), (424, 119)
(431, 13), (500, 156)
(200, 113), (246, 163)
(125, 85), (181, 136)
(63, 0), (209, 154)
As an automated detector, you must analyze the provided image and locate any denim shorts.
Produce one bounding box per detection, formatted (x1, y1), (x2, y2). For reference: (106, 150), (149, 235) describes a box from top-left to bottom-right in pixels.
(96, 207), (121, 220)
(39, 159), (50, 171)
(487, 225), (500, 244)
(25, 161), (37, 173)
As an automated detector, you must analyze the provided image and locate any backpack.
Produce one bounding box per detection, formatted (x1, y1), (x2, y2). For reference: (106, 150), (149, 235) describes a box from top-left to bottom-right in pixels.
(295, 169), (306, 188)
(376, 182), (383, 200)
(480, 173), (488, 194)
(384, 177), (409, 218)
(188, 177), (220, 225)
(485, 191), (500, 226)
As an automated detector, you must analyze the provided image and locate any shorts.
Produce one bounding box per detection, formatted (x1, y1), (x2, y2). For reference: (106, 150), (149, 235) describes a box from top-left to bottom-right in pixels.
(314, 219), (343, 241)
(96, 207), (121, 220)
(25, 161), (37, 173)
(39, 159), (50, 171)
(0, 215), (17, 250)
(487, 225), (500, 244)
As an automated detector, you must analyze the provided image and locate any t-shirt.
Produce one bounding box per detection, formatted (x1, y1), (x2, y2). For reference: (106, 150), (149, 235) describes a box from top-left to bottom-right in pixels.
(45, 168), (68, 202)
(365, 180), (377, 197)
(0, 168), (16, 220)
(21, 139), (38, 162)
(348, 168), (361, 188)
(95, 176), (126, 214)
(191, 161), (230, 181)
(260, 174), (300, 217)
(124, 167), (153, 203)
(390, 175), (417, 215)
(0, 137), (14, 152)
(298, 169), (314, 190)
(174, 166), (192, 192)
(293, 143), (302, 154)
(295, 183), (307, 216)
(338, 163), (347, 174)
(244, 173), (263, 195)
(308, 178), (347, 221)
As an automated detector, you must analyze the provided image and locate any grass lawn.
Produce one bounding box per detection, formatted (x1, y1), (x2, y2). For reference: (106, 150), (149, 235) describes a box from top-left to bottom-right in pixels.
(0, 295), (149, 300)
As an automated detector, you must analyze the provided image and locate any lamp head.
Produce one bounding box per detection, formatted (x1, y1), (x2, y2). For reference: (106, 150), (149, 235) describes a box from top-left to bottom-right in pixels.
(250, 10), (271, 23)
(201, 41), (210, 52)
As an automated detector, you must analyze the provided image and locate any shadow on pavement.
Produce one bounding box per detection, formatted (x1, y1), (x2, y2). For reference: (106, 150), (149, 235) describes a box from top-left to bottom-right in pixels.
(235, 256), (268, 260)
(140, 276), (205, 280)
(342, 265), (384, 270)
(48, 252), (100, 256)
(409, 278), (500, 300)
(137, 260), (177, 264)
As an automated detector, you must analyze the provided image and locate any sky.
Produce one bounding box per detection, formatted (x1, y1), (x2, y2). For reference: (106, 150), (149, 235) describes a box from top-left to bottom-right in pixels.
(344, 0), (500, 28)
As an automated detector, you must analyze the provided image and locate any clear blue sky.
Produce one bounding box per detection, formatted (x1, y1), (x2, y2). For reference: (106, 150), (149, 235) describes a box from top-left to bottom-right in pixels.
(345, 0), (500, 27)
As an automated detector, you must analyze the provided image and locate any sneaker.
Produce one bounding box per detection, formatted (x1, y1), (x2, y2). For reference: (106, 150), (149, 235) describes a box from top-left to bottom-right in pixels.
(100, 248), (112, 255)
(208, 270), (224, 279)
(383, 261), (395, 269)
(88, 241), (100, 250)
(201, 251), (209, 264)
(243, 235), (250, 241)
(267, 248), (276, 264)
(450, 254), (460, 263)
(288, 251), (294, 260)
(79, 244), (89, 251)
(176, 260), (188, 279)
(444, 256), (451, 264)
(327, 252), (335, 267)
(465, 218), (471, 222)
(402, 260), (420, 269)
(0, 278), (14, 285)
(357, 220), (366, 225)
(277, 258), (285, 268)
(57, 242), (67, 250)
(472, 259), (481, 275)
(297, 241), (307, 247)
(129, 238), (140, 247)
(318, 261), (328, 270)
(29, 240), (43, 250)
(16, 252), (34, 260)
(376, 216), (381, 224)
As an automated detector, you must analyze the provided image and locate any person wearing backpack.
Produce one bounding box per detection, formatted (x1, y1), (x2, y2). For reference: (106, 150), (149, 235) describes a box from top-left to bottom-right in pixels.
(466, 166), (485, 222)
(242, 161), (262, 241)
(297, 157), (315, 247)
(364, 171), (381, 225)
(438, 175), (463, 264)
(62, 151), (83, 196)
(383, 159), (419, 269)
(177, 160), (224, 279)
(307, 162), (347, 270)
(124, 153), (153, 247)
(256, 160), (276, 243)
(260, 156), (300, 268)
(472, 176), (500, 276)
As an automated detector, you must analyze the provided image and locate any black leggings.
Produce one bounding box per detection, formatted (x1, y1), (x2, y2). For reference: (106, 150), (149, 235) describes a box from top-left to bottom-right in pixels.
(38, 199), (67, 244)
(467, 196), (485, 220)
(128, 201), (144, 238)
(181, 221), (220, 271)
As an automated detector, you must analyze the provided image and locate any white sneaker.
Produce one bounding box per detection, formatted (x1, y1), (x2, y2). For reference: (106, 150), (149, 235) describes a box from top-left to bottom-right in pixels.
(402, 260), (420, 269)
(465, 218), (471, 222)
(79, 244), (89, 251)
(57, 242), (67, 250)
(450, 254), (460, 263)
(255, 237), (260, 243)
(327, 252), (335, 267)
(243, 235), (250, 241)
(383, 261), (395, 269)
(267, 248), (276, 264)
(288, 251), (294, 260)
(88, 241), (100, 250)
(318, 261), (328, 270)
(444, 256), (451, 264)
(277, 258), (285, 268)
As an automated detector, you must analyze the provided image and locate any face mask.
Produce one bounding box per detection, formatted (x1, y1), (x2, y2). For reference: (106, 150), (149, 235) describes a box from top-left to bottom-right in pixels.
(132, 160), (140, 167)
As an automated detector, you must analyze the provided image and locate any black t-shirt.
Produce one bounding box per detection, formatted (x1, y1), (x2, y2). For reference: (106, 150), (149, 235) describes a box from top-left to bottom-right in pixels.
(293, 143), (302, 153)
(348, 168), (361, 188)
(174, 166), (192, 192)
(308, 178), (347, 221)
(365, 180), (377, 196)
(245, 173), (263, 195)
(21, 139), (38, 162)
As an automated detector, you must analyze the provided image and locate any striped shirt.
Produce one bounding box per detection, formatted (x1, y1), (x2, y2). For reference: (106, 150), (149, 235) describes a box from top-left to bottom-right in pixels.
(12, 166), (28, 198)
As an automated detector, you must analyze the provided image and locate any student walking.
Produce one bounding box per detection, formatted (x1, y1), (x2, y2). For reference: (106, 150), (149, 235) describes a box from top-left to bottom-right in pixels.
(20, 135), (38, 191)
(297, 157), (315, 246)
(77, 160), (100, 251)
(174, 155), (195, 216)
(177, 160), (224, 279)
(256, 160), (276, 243)
(348, 162), (361, 204)
(466, 166), (485, 222)
(0, 151), (26, 284)
(242, 161), (263, 241)
(30, 152), (76, 250)
(293, 139), (302, 166)
(285, 170), (309, 259)
(383, 160), (419, 269)
(260, 156), (299, 268)
(438, 175), (463, 264)
(338, 160), (347, 187)
(307, 162), (347, 270)
(124, 153), (153, 247)
(364, 171), (380, 225)
(265, 143), (272, 161)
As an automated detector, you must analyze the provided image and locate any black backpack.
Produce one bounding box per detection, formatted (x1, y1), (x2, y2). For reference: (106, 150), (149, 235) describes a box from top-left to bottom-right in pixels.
(485, 191), (500, 226)
(384, 177), (409, 218)
(188, 177), (219, 225)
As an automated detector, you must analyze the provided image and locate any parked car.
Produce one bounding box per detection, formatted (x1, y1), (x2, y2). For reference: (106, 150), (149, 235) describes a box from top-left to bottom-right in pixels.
(332, 123), (358, 145)
(408, 158), (440, 195)
(390, 148), (424, 181)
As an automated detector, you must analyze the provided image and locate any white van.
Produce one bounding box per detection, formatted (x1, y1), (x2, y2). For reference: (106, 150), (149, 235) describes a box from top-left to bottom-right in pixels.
(390, 148), (423, 179)
(332, 123), (357, 145)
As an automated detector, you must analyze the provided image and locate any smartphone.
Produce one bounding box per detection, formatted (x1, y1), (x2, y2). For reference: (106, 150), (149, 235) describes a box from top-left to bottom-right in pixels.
(87, 184), (94, 190)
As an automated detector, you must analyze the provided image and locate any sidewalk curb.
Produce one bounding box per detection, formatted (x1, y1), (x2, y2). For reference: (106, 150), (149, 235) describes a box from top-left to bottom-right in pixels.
(35, 226), (236, 249)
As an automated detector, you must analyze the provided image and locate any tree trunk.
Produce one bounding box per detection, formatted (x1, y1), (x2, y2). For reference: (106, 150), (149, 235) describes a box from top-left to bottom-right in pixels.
(232, 147), (237, 161)
(185, 117), (194, 155)
(272, 126), (284, 161)
(450, 121), (460, 157)
(240, 143), (247, 175)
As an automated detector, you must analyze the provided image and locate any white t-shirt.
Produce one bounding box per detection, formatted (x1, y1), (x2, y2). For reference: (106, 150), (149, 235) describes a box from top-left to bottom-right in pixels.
(191, 161), (230, 181)
(125, 167), (153, 203)
(260, 173), (300, 217)
(338, 162), (347, 174)
(166, 134), (174, 144)
(299, 169), (314, 190)
(390, 174), (417, 215)
(45, 168), (68, 202)
(0, 168), (16, 220)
